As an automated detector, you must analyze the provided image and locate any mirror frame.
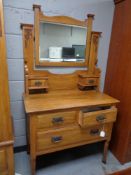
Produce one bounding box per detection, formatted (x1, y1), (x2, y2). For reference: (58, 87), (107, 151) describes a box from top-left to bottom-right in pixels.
(33, 5), (95, 67)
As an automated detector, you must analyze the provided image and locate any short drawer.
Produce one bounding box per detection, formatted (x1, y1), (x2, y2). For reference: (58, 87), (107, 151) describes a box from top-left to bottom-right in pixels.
(36, 111), (76, 129)
(78, 77), (99, 86)
(78, 106), (117, 128)
(29, 79), (48, 88)
(36, 124), (112, 152)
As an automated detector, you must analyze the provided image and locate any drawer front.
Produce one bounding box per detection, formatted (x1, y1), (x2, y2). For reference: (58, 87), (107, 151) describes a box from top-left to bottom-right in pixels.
(79, 77), (99, 86)
(78, 107), (117, 127)
(36, 124), (112, 152)
(29, 79), (48, 87)
(0, 149), (8, 174)
(36, 111), (76, 129)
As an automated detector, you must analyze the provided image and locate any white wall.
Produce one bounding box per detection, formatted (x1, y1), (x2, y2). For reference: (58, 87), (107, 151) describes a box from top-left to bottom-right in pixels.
(3, 0), (114, 147)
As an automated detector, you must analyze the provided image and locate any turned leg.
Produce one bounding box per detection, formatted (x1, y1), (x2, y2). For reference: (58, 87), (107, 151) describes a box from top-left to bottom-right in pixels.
(102, 141), (109, 164)
(30, 157), (36, 175)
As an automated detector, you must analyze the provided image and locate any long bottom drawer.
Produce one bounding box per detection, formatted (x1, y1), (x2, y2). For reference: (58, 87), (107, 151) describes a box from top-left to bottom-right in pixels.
(36, 123), (113, 153)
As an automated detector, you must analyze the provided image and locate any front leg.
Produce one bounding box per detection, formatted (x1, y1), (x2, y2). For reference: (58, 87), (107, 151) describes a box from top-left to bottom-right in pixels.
(102, 140), (109, 164)
(30, 157), (36, 175)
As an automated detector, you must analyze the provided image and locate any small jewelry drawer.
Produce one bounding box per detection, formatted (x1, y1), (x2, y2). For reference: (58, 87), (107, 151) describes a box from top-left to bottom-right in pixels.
(78, 106), (117, 128)
(78, 77), (99, 87)
(28, 79), (48, 89)
(36, 111), (77, 129)
(36, 124), (112, 153)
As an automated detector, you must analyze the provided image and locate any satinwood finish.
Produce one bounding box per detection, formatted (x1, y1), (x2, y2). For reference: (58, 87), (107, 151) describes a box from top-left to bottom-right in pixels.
(78, 106), (117, 128)
(21, 4), (119, 175)
(104, 0), (131, 164)
(23, 90), (119, 114)
(0, 0), (14, 174)
(23, 90), (119, 175)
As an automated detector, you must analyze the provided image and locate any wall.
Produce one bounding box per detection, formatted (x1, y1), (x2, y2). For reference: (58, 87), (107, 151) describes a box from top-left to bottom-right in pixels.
(3, 0), (114, 147)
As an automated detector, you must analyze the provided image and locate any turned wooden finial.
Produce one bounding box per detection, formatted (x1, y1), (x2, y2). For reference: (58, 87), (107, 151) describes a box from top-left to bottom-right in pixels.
(20, 23), (33, 30)
(33, 4), (41, 11)
(87, 14), (95, 19)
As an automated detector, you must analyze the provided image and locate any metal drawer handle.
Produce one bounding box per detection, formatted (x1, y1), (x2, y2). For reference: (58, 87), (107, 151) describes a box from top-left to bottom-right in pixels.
(88, 79), (95, 84)
(52, 117), (64, 124)
(34, 81), (42, 86)
(96, 115), (106, 122)
(90, 129), (99, 135)
(51, 136), (63, 143)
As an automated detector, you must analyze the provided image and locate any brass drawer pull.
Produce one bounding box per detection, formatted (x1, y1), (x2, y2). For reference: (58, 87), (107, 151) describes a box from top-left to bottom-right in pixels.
(88, 79), (95, 84)
(52, 117), (64, 124)
(96, 115), (106, 122)
(90, 129), (99, 135)
(51, 136), (63, 143)
(34, 81), (42, 86)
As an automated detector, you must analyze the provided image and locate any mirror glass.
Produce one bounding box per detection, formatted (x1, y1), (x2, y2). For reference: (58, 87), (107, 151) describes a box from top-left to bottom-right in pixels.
(39, 22), (87, 63)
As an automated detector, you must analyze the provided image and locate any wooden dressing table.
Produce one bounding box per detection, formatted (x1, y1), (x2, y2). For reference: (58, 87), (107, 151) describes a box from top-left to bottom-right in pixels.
(21, 5), (119, 175)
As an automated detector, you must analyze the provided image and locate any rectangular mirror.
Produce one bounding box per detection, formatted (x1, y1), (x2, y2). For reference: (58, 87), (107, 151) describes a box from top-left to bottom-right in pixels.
(39, 22), (87, 63)
(34, 8), (94, 67)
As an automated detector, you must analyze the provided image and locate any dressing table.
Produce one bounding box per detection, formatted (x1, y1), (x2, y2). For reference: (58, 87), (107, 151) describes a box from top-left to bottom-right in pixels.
(21, 5), (119, 175)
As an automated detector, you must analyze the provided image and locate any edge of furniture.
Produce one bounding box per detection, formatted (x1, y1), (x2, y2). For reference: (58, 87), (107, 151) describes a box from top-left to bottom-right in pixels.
(0, 0), (14, 174)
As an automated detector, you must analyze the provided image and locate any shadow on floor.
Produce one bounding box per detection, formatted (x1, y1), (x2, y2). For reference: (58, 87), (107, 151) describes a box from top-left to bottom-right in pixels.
(36, 142), (104, 170)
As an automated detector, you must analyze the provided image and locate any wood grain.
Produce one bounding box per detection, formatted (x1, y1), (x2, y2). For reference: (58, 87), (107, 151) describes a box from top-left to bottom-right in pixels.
(23, 90), (119, 114)
(0, 0), (14, 174)
(0, 11), (2, 37)
(0, 146), (14, 175)
(104, 0), (131, 164)
(36, 124), (112, 153)
(0, 149), (7, 173)
(36, 111), (76, 130)
(78, 106), (117, 127)
(88, 32), (101, 74)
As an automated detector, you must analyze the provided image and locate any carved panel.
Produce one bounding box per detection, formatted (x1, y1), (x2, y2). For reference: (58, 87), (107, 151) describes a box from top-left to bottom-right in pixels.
(24, 29), (32, 48)
(93, 35), (99, 65)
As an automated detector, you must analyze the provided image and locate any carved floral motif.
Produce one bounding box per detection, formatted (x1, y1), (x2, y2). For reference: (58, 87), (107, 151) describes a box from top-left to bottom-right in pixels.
(24, 29), (32, 48)
(93, 35), (99, 65)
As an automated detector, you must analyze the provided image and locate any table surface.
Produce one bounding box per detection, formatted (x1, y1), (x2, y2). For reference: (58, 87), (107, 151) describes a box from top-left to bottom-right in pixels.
(23, 90), (119, 114)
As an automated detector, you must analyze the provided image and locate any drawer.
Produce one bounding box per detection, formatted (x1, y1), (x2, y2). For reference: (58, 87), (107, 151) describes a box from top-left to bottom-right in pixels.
(36, 111), (77, 129)
(36, 124), (112, 152)
(0, 149), (8, 174)
(78, 107), (117, 128)
(29, 79), (48, 88)
(78, 77), (99, 86)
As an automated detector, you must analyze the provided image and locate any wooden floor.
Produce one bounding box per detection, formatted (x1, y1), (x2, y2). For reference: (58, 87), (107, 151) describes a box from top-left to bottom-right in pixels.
(109, 168), (131, 175)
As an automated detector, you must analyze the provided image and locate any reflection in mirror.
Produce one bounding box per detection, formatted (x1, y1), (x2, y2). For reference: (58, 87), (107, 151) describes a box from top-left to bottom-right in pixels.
(39, 22), (87, 63)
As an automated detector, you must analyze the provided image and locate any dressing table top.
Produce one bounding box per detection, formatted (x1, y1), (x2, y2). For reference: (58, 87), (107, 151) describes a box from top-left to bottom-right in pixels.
(23, 90), (119, 114)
